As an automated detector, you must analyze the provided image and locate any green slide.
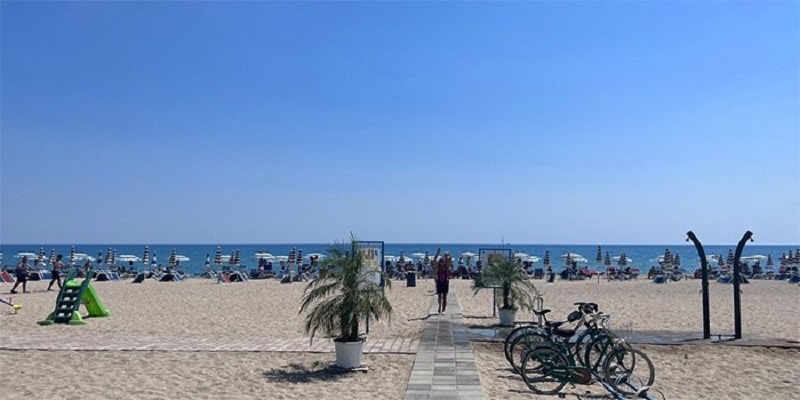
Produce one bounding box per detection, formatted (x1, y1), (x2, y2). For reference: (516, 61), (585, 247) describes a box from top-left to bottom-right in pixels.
(81, 283), (111, 318)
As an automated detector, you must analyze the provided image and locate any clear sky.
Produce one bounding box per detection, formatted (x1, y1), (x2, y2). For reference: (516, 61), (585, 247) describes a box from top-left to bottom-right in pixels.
(1, 2), (798, 245)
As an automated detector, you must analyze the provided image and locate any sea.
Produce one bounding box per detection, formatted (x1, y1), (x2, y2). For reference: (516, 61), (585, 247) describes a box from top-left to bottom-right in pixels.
(1, 243), (797, 275)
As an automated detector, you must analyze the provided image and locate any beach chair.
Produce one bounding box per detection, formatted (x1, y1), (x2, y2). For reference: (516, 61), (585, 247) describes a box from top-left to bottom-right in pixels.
(533, 268), (544, 279)
(652, 274), (667, 284)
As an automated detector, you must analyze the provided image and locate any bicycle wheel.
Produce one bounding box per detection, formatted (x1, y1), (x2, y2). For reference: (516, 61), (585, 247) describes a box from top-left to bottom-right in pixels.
(509, 331), (550, 374)
(603, 347), (655, 396)
(504, 326), (538, 364)
(520, 345), (568, 395)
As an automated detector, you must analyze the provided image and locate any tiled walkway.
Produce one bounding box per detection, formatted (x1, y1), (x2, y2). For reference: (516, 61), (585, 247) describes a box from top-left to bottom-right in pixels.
(404, 291), (484, 400)
(0, 335), (418, 353)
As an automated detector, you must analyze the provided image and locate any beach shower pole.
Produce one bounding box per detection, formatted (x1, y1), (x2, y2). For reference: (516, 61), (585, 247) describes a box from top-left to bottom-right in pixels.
(733, 231), (753, 340)
(686, 231), (711, 339)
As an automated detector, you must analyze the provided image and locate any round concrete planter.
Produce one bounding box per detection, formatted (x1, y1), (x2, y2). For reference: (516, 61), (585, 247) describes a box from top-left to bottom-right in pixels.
(498, 309), (517, 327)
(334, 340), (364, 369)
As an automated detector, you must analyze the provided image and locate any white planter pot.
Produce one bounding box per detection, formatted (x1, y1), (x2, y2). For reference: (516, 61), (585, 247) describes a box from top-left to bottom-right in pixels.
(498, 309), (516, 327)
(334, 340), (364, 369)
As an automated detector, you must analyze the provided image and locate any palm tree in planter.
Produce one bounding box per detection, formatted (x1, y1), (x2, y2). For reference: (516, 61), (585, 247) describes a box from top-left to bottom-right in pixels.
(474, 258), (537, 326)
(299, 237), (393, 369)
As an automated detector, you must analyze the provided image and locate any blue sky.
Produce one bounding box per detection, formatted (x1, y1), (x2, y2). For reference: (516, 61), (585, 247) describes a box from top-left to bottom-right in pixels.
(1, 2), (798, 245)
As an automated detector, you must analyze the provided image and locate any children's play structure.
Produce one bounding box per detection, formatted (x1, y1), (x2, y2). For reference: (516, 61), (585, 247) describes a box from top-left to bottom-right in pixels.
(38, 267), (110, 325)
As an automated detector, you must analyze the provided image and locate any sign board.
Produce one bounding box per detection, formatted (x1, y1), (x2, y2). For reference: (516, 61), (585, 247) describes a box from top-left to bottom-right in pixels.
(478, 248), (512, 317)
(354, 241), (385, 289)
(479, 248), (512, 268)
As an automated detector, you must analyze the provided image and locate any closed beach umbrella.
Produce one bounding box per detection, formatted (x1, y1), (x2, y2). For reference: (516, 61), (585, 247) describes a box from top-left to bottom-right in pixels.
(142, 246), (150, 266)
(663, 248), (672, 268)
(717, 254), (724, 266)
(234, 249), (241, 266)
(49, 249), (56, 265)
(69, 245), (76, 265)
(604, 251), (611, 266)
(229, 250), (236, 265)
(617, 253), (628, 267)
(37, 247), (46, 264)
(296, 249), (303, 265)
(674, 253), (681, 267)
(767, 254), (773, 266)
(169, 248), (177, 268)
(543, 250), (550, 266)
(104, 248), (113, 265)
(596, 246), (603, 265)
(205, 253), (211, 268)
(726, 249), (734, 266)
(288, 247), (296, 265)
(112, 249), (117, 265)
(214, 247), (223, 266)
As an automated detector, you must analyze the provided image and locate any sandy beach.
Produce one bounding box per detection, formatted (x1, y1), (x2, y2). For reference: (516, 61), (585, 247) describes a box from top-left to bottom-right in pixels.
(472, 342), (800, 400)
(2, 276), (799, 399)
(1, 278), (433, 339)
(454, 278), (800, 342)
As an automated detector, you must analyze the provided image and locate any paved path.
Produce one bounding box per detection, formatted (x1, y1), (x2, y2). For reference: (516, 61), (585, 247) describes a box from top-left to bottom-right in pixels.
(404, 291), (484, 400)
(0, 335), (418, 353)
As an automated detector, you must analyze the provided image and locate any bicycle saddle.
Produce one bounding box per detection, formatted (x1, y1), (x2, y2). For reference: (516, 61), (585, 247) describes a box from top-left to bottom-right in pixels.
(533, 309), (551, 316)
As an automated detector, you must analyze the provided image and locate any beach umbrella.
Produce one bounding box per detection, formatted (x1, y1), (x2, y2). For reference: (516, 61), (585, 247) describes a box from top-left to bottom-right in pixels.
(617, 253), (627, 267)
(142, 246), (150, 267)
(117, 255), (140, 263)
(112, 249), (117, 265)
(169, 248), (177, 268)
(205, 253), (211, 268)
(229, 250), (236, 265)
(214, 247), (223, 265)
(543, 250), (550, 266)
(288, 247), (297, 265)
(604, 251), (611, 266)
(37, 247), (46, 264)
(233, 249), (240, 265)
(48, 249), (56, 265)
(767, 254), (773, 266)
(296, 249), (303, 265)
(674, 253), (681, 267)
(662, 248), (672, 268)
(726, 249), (734, 266)
(513, 252), (529, 263)
(717, 254), (724, 266)
(561, 253), (587, 263)
(254, 251), (275, 261)
(103, 248), (113, 265)
(596, 246), (603, 265)
(69, 245), (76, 265)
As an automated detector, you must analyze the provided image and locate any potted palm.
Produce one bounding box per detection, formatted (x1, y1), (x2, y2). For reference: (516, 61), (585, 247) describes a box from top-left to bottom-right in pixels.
(474, 259), (537, 326)
(299, 236), (393, 369)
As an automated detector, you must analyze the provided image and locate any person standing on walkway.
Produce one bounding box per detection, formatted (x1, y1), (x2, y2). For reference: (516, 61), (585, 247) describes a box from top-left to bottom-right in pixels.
(47, 254), (64, 291)
(432, 249), (453, 314)
(10, 256), (30, 294)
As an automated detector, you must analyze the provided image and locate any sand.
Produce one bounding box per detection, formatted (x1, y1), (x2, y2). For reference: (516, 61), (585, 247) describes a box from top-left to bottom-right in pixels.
(454, 278), (800, 341)
(471, 342), (800, 400)
(2, 276), (798, 400)
(0, 350), (415, 400)
(1, 278), (434, 340)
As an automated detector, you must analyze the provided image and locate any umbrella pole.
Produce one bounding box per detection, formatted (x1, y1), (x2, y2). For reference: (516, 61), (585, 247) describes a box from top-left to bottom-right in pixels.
(686, 231), (711, 339)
